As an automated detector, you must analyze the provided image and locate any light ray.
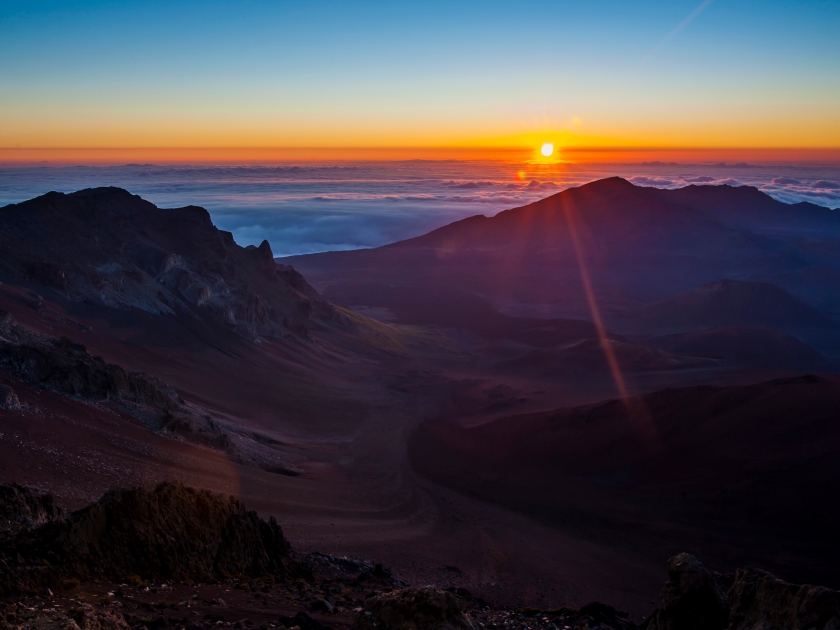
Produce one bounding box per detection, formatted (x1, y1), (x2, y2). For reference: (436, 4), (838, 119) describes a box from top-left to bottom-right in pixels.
(561, 202), (629, 403)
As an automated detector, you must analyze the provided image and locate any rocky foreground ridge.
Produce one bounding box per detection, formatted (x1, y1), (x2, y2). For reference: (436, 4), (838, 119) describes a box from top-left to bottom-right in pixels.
(0, 483), (838, 630)
(0, 188), (345, 340)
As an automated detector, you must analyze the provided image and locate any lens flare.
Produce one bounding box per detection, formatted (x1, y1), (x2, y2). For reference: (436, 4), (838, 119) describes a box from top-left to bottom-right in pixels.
(540, 143), (554, 157)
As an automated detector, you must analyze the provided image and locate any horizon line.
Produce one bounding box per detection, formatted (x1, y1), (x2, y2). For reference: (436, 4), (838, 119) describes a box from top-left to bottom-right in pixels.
(1, 146), (839, 165)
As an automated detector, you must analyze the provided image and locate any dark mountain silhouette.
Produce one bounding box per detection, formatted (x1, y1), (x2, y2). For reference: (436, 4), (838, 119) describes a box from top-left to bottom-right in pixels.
(286, 177), (840, 364)
(0, 187), (344, 340)
(395, 176), (732, 248)
(649, 183), (840, 236)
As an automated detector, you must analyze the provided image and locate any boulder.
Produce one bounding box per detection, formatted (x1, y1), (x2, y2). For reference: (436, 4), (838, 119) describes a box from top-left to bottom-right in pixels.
(645, 553), (728, 630)
(0, 482), (296, 595)
(728, 566), (840, 630)
(355, 587), (476, 630)
(0, 483), (64, 533)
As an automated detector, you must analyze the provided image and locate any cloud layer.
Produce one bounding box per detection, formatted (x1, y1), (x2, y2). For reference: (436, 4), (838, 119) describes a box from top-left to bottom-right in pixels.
(1, 160), (837, 256)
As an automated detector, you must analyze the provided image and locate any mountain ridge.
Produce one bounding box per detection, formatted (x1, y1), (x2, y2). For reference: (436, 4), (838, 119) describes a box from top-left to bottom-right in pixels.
(0, 187), (346, 341)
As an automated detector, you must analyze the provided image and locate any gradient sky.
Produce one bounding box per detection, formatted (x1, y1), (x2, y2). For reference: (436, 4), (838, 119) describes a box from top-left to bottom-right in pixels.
(1, 0), (839, 153)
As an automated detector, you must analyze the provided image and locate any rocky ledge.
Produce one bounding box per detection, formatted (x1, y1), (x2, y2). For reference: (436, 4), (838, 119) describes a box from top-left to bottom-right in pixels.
(1, 484), (838, 630)
(0, 482), (296, 596)
(0, 312), (299, 474)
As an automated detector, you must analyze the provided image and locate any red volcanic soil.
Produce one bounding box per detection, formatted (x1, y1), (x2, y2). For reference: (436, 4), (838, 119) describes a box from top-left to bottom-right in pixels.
(408, 375), (840, 592)
(0, 280), (668, 615)
(1, 277), (759, 618)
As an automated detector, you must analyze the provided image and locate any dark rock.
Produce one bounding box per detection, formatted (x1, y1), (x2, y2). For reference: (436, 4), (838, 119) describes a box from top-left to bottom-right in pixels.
(0, 311), (249, 459)
(355, 587), (476, 630)
(0, 482), (296, 595)
(0, 384), (21, 410)
(645, 554), (728, 630)
(372, 564), (392, 579)
(0, 310), (179, 409)
(579, 602), (631, 628)
(728, 566), (840, 630)
(69, 606), (131, 630)
(311, 599), (333, 614)
(444, 588), (489, 610)
(0, 483), (64, 533)
(278, 612), (332, 630)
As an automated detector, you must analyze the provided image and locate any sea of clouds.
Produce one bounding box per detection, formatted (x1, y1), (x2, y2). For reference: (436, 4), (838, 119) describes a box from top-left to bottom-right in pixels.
(1, 160), (837, 256)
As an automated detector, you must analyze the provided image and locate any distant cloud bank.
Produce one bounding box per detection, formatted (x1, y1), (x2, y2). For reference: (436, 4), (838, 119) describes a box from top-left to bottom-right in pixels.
(1, 160), (837, 255)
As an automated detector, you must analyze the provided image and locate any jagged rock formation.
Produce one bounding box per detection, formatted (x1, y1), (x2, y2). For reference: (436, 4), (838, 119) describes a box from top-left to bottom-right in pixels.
(0, 482), (295, 595)
(727, 567), (840, 630)
(645, 554), (728, 630)
(0, 187), (345, 340)
(646, 554), (840, 630)
(0, 485), (64, 535)
(0, 310), (300, 471)
(356, 587), (477, 630)
(0, 310), (180, 411)
(1, 604), (130, 630)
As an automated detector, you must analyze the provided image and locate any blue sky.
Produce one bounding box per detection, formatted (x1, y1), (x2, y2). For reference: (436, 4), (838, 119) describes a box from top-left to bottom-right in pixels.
(1, 0), (838, 149)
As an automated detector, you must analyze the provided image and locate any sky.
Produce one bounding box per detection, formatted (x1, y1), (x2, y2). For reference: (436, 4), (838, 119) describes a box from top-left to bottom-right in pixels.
(1, 0), (839, 156)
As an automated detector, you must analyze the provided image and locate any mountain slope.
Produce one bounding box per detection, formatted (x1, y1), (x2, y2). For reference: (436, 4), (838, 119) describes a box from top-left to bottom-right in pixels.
(0, 187), (344, 340)
(393, 176), (746, 255)
(650, 184), (840, 236)
(409, 374), (840, 589)
(285, 178), (840, 363)
(629, 279), (838, 334)
(643, 326), (835, 372)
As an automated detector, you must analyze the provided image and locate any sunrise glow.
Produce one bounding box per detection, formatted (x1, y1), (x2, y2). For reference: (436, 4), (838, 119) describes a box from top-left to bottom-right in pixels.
(0, 1), (836, 163)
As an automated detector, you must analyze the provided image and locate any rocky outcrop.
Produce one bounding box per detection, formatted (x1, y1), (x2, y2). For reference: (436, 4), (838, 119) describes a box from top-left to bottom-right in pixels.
(0, 187), (347, 341)
(646, 554), (840, 630)
(355, 587), (477, 630)
(0, 603), (130, 630)
(645, 553), (728, 630)
(727, 567), (840, 630)
(0, 482), (295, 595)
(0, 333), (180, 410)
(0, 484), (64, 534)
(0, 311), (300, 472)
(1, 309), (181, 419)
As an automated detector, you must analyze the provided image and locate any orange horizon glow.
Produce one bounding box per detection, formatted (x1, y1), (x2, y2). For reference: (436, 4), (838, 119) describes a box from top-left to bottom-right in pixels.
(1, 146), (839, 165)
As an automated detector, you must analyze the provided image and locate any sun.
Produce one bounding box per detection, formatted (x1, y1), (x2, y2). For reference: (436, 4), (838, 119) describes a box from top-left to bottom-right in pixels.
(540, 143), (554, 157)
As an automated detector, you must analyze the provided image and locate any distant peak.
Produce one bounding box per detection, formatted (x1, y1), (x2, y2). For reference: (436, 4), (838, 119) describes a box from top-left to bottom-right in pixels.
(68, 186), (137, 198)
(584, 176), (633, 188)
